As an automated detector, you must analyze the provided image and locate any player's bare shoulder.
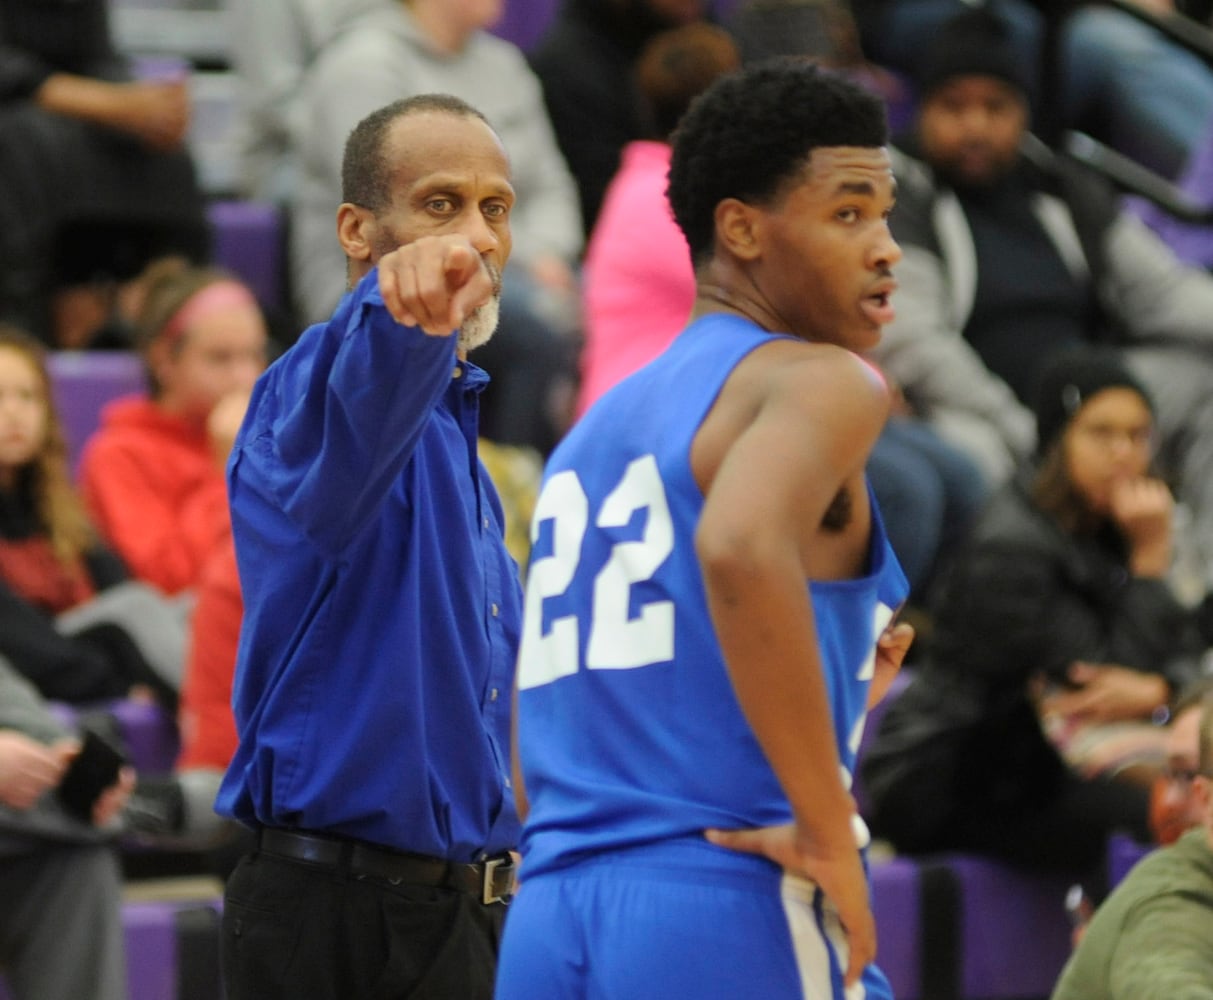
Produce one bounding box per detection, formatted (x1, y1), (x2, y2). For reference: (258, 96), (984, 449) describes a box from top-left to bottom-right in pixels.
(745, 338), (891, 442)
(691, 337), (889, 499)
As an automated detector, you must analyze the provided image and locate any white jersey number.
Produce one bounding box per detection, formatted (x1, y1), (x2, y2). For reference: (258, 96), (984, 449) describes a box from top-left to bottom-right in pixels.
(518, 455), (675, 690)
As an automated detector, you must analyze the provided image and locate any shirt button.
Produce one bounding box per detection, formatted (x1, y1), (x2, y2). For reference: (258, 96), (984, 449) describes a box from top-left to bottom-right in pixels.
(452, 365), (463, 379)
(490, 688), (499, 702)
(483, 516), (490, 530)
(491, 603), (499, 617)
(504, 777), (512, 789)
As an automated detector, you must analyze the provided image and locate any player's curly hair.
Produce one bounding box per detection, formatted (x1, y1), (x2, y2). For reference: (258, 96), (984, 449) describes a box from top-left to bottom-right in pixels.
(668, 60), (887, 266)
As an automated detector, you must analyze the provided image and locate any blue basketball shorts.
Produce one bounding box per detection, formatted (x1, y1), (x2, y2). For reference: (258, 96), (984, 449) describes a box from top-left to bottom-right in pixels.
(495, 840), (892, 1000)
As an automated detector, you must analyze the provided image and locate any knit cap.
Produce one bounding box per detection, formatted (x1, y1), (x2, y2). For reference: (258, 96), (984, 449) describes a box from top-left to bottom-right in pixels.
(916, 5), (1031, 98)
(1033, 348), (1154, 456)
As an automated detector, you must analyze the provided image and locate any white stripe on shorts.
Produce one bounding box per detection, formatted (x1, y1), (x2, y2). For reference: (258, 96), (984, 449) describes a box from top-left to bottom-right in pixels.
(781, 873), (867, 1000)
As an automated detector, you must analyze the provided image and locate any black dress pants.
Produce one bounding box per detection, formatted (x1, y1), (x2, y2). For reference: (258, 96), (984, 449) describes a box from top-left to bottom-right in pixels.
(222, 849), (507, 999)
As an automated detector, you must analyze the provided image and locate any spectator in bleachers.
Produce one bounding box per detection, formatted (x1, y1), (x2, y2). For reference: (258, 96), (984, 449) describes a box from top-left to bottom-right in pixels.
(77, 261), (267, 597)
(0, 0), (209, 349)
(0, 325), (184, 706)
(228, 0), (383, 203)
(850, 0), (1213, 182)
(290, 0), (584, 454)
(861, 349), (1211, 879)
(1067, 676), (1213, 937)
(529, 0), (709, 238)
(1050, 690), (1213, 1000)
(1148, 677), (1213, 847)
(0, 653), (133, 1000)
(868, 5), (1213, 567)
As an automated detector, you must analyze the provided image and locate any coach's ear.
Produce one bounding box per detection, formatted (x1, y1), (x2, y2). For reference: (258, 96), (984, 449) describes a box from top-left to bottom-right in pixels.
(337, 203), (375, 265)
(714, 198), (761, 263)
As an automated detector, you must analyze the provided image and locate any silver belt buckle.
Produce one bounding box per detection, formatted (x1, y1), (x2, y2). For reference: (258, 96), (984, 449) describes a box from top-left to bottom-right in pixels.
(481, 856), (511, 905)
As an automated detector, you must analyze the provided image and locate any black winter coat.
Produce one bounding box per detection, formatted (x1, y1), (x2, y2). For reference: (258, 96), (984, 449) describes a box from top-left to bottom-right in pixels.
(861, 473), (1205, 851)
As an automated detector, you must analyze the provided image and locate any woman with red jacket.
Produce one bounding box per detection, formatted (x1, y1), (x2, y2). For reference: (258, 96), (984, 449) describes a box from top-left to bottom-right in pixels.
(78, 260), (267, 597)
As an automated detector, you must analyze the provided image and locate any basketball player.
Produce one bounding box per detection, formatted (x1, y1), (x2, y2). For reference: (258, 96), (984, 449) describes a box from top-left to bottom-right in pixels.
(497, 61), (914, 1000)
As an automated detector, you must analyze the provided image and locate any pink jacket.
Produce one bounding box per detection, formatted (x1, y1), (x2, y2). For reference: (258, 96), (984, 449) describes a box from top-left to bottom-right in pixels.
(577, 141), (696, 415)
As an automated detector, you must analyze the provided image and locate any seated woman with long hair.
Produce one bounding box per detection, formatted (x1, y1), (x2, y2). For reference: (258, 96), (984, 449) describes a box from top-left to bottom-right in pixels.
(862, 348), (1211, 880)
(0, 325), (183, 705)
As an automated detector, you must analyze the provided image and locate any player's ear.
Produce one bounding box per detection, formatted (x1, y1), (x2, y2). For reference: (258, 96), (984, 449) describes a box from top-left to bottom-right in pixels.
(714, 198), (761, 262)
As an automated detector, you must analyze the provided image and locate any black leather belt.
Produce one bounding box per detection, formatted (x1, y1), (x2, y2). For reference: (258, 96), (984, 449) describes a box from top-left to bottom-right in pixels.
(257, 828), (515, 904)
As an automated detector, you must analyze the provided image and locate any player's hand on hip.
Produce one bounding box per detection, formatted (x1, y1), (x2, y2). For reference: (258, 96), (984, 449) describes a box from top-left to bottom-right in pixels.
(705, 822), (876, 987)
(378, 235), (494, 336)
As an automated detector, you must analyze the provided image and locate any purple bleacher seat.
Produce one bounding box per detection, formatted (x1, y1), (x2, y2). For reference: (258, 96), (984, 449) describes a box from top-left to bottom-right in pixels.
(944, 853), (1074, 999)
(489, 0), (751, 54)
(0, 898), (222, 1000)
(47, 351), (146, 476)
(108, 698), (181, 775)
(490, 0), (558, 51)
(1127, 111), (1213, 270)
(48, 699), (178, 773)
(1107, 831), (1154, 888)
(870, 856), (923, 1000)
(125, 897), (223, 1000)
(125, 901), (180, 1000)
(207, 200), (284, 312)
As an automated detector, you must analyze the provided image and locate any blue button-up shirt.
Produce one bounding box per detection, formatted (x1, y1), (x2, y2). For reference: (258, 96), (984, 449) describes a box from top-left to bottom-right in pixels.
(215, 271), (522, 860)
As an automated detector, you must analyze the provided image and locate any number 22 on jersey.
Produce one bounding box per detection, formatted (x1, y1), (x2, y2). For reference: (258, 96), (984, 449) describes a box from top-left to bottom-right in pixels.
(518, 455), (676, 690)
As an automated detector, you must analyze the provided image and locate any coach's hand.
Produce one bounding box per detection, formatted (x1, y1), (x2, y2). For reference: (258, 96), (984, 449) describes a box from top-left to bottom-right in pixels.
(378, 235), (494, 336)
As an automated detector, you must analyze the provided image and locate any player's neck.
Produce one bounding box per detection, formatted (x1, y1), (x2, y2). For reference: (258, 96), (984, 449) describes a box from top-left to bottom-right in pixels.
(691, 280), (784, 337)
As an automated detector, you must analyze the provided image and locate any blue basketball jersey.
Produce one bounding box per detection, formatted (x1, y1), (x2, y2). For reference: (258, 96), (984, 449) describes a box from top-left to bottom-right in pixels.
(516, 313), (908, 879)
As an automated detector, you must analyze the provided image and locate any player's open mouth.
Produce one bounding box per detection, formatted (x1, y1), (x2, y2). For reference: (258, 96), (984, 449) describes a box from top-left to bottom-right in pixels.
(862, 288), (896, 325)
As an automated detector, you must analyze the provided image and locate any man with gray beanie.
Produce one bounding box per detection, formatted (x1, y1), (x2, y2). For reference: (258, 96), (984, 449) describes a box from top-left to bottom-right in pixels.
(867, 5), (1213, 582)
